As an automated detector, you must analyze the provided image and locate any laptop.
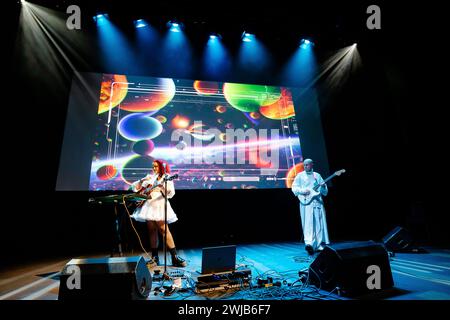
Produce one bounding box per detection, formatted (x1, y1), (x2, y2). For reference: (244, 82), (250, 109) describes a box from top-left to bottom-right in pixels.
(200, 245), (237, 274)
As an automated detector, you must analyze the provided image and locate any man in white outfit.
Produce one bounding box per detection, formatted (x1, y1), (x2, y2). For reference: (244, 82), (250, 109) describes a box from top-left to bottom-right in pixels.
(291, 159), (330, 255)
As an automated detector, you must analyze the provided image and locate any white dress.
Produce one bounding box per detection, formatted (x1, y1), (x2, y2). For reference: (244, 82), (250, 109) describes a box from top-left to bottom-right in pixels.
(130, 174), (178, 223)
(291, 171), (330, 251)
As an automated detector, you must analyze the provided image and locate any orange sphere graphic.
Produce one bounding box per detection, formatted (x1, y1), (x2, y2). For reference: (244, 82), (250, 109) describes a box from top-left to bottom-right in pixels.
(98, 74), (129, 114)
(193, 80), (219, 95)
(285, 162), (304, 188)
(96, 164), (118, 180)
(120, 78), (175, 112)
(215, 105), (227, 113)
(259, 88), (296, 120)
(156, 115), (167, 123)
(171, 115), (190, 129)
(249, 111), (261, 119)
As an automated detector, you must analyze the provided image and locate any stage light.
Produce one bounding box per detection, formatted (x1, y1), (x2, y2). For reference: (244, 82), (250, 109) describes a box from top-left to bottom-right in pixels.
(209, 33), (222, 40)
(93, 13), (109, 24)
(281, 37), (318, 86)
(93, 14), (107, 21)
(241, 32), (254, 42)
(134, 19), (148, 28)
(161, 20), (192, 76)
(300, 38), (314, 49)
(168, 21), (182, 32)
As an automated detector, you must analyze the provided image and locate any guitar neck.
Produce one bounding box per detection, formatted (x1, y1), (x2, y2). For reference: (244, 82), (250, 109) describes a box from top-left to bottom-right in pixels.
(322, 173), (337, 185)
(312, 170), (344, 190)
(313, 173), (336, 190)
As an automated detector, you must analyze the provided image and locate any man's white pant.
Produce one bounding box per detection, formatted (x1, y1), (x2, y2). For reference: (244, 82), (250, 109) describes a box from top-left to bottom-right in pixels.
(300, 201), (330, 251)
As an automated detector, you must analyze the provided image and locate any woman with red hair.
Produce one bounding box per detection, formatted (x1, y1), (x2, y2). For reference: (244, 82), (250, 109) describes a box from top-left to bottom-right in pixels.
(130, 160), (186, 267)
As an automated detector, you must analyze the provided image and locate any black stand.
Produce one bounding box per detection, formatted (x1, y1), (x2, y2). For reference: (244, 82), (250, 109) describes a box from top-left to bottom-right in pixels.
(112, 201), (124, 257)
(163, 176), (169, 277)
(158, 172), (178, 281)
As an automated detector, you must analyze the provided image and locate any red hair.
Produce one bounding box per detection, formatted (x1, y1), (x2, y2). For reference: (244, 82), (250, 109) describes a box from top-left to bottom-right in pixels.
(153, 159), (170, 175)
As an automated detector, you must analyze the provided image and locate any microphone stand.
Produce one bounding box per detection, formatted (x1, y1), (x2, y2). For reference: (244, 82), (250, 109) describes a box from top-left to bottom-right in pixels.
(163, 174), (169, 280)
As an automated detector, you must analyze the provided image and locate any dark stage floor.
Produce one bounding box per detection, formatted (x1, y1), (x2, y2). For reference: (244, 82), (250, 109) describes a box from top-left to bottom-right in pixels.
(1, 242), (449, 300)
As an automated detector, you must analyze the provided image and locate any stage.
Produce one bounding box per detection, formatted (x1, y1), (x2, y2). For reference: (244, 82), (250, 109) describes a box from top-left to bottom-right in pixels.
(1, 242), (449, 301)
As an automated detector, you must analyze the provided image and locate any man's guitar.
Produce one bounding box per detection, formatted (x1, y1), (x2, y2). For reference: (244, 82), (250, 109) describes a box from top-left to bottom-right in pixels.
(299, 169), (345, 205)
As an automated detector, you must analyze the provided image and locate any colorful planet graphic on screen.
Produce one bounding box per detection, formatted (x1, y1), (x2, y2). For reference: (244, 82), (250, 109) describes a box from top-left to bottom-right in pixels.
(155, 115), (167, 123)
(98, 74), (128, 114)
(171, 115), (190, 129)
(215, 105), (226, 113)
(132, 139), (155, 156)
(243, 112), (260, 126)
(259, 88), (296, 120)
(219, 133), (227, 142)
(119, 78), (176, 112)
(285, 162), (305, 188)
(118, 114), (163, 141)
(249, 112), (261, 119)
(96, 165), (118, 180)
(121, 155), (155, 184)
(194, 80), (219, 95)
(223, 83), (282, 112)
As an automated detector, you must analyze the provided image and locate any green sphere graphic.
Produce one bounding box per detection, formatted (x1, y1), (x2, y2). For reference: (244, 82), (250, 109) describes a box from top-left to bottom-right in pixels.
(223, 83), (281, 112)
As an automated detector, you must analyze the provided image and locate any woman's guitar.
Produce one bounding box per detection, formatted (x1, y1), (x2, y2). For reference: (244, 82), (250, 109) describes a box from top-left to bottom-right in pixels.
(138, 183), (163, 197)
(137, 174), (179, 197)
(299, 169), (345, 205)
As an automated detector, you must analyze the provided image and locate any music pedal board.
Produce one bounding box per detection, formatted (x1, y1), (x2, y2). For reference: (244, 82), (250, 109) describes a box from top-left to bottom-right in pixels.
(195, 269), (252, 293)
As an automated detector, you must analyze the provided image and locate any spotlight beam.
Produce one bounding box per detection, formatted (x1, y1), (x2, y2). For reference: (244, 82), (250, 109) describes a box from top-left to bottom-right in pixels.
(18, 2), (97, 101)
(296, 44), (361, 96)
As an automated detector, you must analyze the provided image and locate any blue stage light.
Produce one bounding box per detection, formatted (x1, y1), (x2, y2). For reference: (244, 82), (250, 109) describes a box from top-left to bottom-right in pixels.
(93, 13), (108, 23)
(242, 32), (254, 42)
(134, 19), (148, 28)
(209, 33), (222, 40)
(281, 38), (318, 86)
(300, 39), (314, 49)
(169, 21), (181, 32)
(203, 33), (231, 78)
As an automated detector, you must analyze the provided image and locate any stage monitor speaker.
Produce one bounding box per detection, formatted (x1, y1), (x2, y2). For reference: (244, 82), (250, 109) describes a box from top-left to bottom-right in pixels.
(382, 226), (414, 252)
(308, 241), (394, 296)
(58, 256), (151, 300)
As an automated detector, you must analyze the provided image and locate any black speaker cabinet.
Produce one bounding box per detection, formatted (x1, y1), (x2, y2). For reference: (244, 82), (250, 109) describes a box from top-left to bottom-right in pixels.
(308, 241), (394, 296)
(58, 256), (151, 300)
(383, 226), (413, 252)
